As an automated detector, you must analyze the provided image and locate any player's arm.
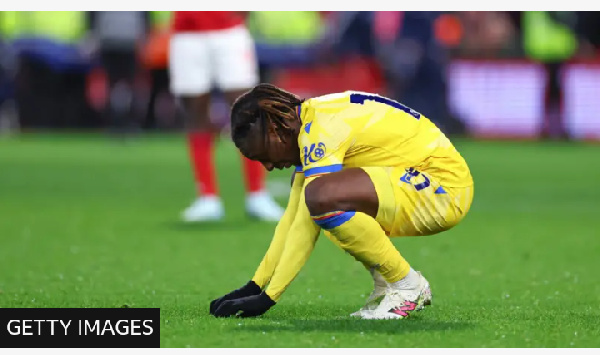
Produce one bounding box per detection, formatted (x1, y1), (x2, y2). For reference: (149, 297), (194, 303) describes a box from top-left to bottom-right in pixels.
(209, 168), (304, 315)
(212, 177), (322, 318)
(251, 167), (305, 287)
(261, 174), (321, 301)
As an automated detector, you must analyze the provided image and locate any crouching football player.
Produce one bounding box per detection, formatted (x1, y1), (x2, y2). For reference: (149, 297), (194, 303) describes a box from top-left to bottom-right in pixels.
(210, 84), (474, 319)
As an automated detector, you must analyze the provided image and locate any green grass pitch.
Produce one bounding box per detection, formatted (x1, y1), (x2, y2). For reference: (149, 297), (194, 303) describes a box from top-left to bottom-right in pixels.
(1, 133), (599, 347)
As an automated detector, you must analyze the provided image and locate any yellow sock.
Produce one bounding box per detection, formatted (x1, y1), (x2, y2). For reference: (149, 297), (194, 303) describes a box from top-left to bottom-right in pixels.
(314, 211), (410, 283)
(324, 230), (387, 289)
(324, 230), (373, 273)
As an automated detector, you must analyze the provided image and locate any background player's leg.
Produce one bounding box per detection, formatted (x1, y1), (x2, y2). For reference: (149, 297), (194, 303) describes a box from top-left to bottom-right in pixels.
(180, 94), (224, 222)
(169, 32), (224, 222)
(103, 49), (139, 136)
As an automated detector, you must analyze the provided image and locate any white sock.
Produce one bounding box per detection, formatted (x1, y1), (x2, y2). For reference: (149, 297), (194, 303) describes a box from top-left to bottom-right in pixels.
(389, 267), (420, 290)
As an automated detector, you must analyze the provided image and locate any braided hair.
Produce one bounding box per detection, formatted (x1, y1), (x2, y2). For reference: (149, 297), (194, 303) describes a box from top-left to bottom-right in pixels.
(231, 83), (303, 155)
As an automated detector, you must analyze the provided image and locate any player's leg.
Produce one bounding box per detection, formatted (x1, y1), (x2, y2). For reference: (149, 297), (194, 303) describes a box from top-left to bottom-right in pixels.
(101, 48), (137, 134)
(169, 33), (223, 222)
(179, 93), (225, 222)
(216, 25), (283, 221)
(359, 166), (475, 319)
(305, 168), (429, 319)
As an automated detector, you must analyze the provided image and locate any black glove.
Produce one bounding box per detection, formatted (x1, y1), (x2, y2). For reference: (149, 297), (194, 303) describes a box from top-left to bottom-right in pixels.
(213, 292), (275, 318)
(209, 280), (261, 315)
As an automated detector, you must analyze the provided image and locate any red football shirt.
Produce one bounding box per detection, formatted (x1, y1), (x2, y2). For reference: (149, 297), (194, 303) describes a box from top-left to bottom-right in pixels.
(172, 11), (244, 32)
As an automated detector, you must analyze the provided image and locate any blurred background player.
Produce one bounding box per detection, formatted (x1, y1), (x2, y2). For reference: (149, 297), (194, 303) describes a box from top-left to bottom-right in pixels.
(88, 11), (149, 135)
(169, 11), (284, 222)
(142, 11), (176, 131)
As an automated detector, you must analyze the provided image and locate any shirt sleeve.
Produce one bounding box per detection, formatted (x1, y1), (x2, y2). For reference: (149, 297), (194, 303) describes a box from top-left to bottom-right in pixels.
(300, 113), (355, 179)
(251, 170), (305, 288)
(263, 178), (321, 302)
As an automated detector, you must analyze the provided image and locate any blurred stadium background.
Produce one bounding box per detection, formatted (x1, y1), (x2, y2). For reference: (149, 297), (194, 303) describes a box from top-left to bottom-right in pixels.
(1, 11), (600, 138)
(1, 11), (599, 347)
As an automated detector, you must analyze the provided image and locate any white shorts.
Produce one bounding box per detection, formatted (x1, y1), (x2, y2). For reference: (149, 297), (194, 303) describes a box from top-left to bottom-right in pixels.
(169, 25), (259, 95)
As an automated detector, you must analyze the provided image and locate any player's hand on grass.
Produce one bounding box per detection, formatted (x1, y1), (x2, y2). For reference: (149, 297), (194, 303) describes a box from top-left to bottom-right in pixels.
(209, 280), (262, 315)
(213, 292), (275, 318)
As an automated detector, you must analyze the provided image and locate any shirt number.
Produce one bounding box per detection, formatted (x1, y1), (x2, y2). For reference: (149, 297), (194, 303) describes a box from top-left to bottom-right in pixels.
(350, 93), (421, 119)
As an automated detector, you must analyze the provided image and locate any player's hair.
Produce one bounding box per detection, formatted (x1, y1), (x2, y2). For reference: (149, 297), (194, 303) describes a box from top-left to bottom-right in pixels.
(230, 83), (302, 154)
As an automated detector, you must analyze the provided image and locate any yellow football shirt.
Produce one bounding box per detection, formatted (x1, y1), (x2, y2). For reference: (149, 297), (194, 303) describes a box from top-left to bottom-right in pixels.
(297, 91), (473, 188)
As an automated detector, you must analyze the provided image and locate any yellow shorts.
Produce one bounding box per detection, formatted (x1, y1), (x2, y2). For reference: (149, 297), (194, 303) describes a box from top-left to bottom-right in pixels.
(362, 166), (473, 237)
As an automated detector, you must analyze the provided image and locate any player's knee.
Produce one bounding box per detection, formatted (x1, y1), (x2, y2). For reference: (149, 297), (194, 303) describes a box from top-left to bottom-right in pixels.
(305, 178), (332, 216)
(306, 180), (356, 230)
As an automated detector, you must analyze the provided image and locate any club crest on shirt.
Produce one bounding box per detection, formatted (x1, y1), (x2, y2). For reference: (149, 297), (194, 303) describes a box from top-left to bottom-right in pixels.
(303, 142), (326, 165)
